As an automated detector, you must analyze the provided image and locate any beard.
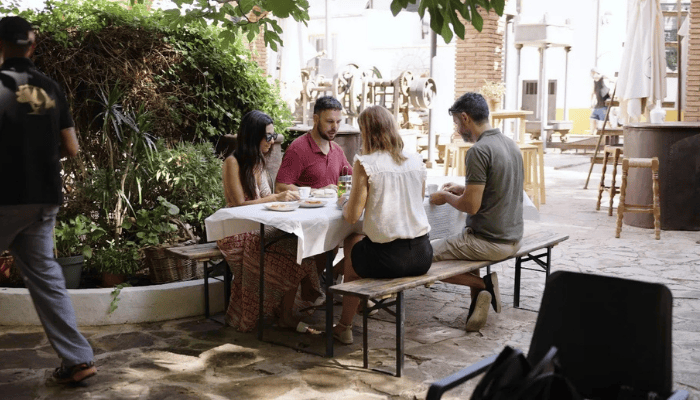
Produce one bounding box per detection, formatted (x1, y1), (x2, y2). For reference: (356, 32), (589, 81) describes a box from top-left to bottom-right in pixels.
(460, 131), (475, 143)
(317, 127), (336, 141)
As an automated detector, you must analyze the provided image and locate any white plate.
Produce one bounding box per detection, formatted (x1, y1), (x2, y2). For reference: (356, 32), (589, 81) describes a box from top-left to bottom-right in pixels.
(310, 189), (337, 198)
(299, 199), (327, 208)
(264, 202), (299, 212)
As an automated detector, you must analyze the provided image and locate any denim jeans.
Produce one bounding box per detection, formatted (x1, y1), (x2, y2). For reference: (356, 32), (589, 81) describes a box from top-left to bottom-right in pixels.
(0, 204), (93, 366)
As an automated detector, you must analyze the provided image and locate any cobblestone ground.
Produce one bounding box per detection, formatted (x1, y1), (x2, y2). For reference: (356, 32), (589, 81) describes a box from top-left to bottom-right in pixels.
(1, 152), (699, 399)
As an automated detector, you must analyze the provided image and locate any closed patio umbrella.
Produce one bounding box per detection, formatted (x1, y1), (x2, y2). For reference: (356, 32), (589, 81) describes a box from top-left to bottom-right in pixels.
(616, 0), (666, 123)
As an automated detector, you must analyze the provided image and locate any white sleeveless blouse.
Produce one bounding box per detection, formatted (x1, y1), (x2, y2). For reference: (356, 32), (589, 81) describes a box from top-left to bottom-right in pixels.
(355, 151), (430, 243)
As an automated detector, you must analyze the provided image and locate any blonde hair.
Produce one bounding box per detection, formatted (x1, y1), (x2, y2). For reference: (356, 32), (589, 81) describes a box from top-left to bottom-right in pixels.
(358, 106), (407, 164)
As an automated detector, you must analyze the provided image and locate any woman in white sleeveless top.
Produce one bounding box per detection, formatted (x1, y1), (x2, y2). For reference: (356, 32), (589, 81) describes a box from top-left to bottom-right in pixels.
(333, 106), (432, 344)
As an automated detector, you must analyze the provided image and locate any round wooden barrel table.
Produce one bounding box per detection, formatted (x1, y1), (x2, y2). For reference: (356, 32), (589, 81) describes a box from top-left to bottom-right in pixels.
(622, 122), (700, 230)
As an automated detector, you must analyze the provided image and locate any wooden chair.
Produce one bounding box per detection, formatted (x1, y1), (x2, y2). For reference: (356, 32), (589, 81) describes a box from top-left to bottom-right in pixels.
(596, 146), (623, 216)
(616, 157), (661, 240)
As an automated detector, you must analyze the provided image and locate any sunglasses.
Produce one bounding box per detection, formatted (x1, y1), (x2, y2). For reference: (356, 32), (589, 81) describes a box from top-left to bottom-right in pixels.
(265, 132), (278, 143)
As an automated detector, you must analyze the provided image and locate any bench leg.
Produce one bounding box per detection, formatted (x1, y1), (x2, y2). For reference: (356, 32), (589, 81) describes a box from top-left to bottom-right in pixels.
(514, 257), (522, 308)
(325, 249), (335, 358)
(363, 298), (369, 369)
(514, 246), (553, 309)
(224, 261), (232, 312)
(204, 260), (210, 318)
(258, 224), (265, 341)
(396, 291), (404, 378)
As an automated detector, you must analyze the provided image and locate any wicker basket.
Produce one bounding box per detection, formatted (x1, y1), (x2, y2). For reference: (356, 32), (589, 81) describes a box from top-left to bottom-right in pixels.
(143, 246), (202, 284)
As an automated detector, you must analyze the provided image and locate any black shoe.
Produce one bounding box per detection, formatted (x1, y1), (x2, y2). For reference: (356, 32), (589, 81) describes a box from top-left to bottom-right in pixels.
(483, 272), (502, 313)
(467, 294), (477, 319)
(52, 361), (97, 384)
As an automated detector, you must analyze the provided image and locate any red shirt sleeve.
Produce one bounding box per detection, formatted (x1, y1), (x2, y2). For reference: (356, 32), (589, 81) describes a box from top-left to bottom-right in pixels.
(276, 144), (302, 185)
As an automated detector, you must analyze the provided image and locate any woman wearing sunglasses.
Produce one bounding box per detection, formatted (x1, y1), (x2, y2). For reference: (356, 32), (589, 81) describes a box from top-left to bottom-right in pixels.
(217, 110), (321, 334)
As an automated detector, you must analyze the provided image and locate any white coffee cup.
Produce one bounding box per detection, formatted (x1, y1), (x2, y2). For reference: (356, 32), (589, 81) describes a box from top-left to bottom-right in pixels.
(298, 186), (311, 199)
(426, 183), (439, 196)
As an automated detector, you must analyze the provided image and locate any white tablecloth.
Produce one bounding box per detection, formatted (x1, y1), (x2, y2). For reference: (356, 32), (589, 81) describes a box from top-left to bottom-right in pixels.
(204, 177), (538, 264)
(205, 201), (363, 264)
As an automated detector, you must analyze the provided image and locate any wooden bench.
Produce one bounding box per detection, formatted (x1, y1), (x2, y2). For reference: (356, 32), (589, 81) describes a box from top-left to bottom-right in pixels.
(165, 243), (228, 321)
(329, 231), (569, 377)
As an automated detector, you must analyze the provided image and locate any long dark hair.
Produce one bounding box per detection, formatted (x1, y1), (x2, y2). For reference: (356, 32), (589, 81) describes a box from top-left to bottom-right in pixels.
(235, 110), (273, 200)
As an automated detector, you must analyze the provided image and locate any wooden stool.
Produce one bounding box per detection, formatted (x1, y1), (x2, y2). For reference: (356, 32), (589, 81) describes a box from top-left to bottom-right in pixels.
(528, 140), (546, 204)
(596, 146), (623, 216)
(616, 157), (661, 240)
(519, 144), (540, 210)
(443, 143), (458, 176)
(443, 142), (473, 176)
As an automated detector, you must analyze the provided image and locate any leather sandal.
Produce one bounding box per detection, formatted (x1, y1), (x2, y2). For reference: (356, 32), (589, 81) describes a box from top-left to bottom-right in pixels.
(279, 320), (321, 335)
(294, 321), (322, 335)
(333, 322), (353, 345)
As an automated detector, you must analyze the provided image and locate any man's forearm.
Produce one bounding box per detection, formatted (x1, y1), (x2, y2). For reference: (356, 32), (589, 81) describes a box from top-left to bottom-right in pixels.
(274, 181), (297, 193)
(446, 192), (480, 214)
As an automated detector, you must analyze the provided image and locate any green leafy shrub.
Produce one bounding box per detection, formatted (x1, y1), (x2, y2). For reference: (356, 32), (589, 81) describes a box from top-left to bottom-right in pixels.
(54, 215), (106, 259)
(88, 239), (141, 276)
(16, 0), (292, 149)
(145, 141), (224, 239)
(2, 0), (290, 281)
(122, 197), (181, 249)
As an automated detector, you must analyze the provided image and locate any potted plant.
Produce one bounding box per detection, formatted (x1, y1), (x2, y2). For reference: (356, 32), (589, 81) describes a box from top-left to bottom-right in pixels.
(53, 215), (106, 289)
(122, 196), (198, 283)
(479, 79), (506, 111)
(89, 239), (141, 287)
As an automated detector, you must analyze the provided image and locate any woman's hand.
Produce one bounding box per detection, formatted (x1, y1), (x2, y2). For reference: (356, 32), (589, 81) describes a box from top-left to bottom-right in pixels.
(336, 193), (349, 209)
(275, 190), (300, 202)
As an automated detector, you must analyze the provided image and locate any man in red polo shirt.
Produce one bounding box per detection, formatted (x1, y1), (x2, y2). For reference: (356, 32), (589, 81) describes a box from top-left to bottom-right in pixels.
(276, 96), (353, 290)
(276, 96), (352, 192)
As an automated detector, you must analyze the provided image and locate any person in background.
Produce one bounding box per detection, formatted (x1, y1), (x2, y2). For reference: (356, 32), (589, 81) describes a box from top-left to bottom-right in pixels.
(590, 67), (611, 134)
(0, 16), (97, 384)
(429, 92), (523, 332)
(217, 110), (321, 334)
(333, 106), (432, 345)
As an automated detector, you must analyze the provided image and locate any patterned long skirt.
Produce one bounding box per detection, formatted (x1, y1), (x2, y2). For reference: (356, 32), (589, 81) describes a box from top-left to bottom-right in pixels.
(217, 227), (320, 332)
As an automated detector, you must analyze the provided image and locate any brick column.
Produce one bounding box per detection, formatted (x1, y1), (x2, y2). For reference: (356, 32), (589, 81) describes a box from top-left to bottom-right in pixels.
(686, 1), (700, 120)
(246, 26), (268, 73)
(454, 8), (506, 100)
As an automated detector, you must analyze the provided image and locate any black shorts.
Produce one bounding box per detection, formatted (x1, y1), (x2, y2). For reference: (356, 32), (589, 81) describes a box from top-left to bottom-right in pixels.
(351, 234), (433, 279)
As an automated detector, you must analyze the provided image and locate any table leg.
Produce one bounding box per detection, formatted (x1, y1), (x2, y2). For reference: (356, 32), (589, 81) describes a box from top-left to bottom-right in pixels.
(325, 249), (334, 357)
(258, 223), (265, 341)
(204, 260), (210, 318)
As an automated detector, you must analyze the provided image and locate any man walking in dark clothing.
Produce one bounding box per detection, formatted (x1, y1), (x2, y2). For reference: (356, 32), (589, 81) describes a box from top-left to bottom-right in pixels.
(0, 16), (96, 384)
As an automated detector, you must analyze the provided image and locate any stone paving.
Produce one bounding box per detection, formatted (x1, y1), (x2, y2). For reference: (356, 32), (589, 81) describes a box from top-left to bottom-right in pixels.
(1, 152), (699, 400)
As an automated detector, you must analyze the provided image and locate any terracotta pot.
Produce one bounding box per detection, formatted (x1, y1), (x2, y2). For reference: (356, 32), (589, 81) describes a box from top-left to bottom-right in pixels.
(101, 272), (125, 287)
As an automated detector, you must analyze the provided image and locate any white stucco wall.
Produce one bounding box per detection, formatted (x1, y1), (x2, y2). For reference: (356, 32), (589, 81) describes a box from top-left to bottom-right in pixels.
(507, 1), (628, 111)
(0, 280), (225, 326)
